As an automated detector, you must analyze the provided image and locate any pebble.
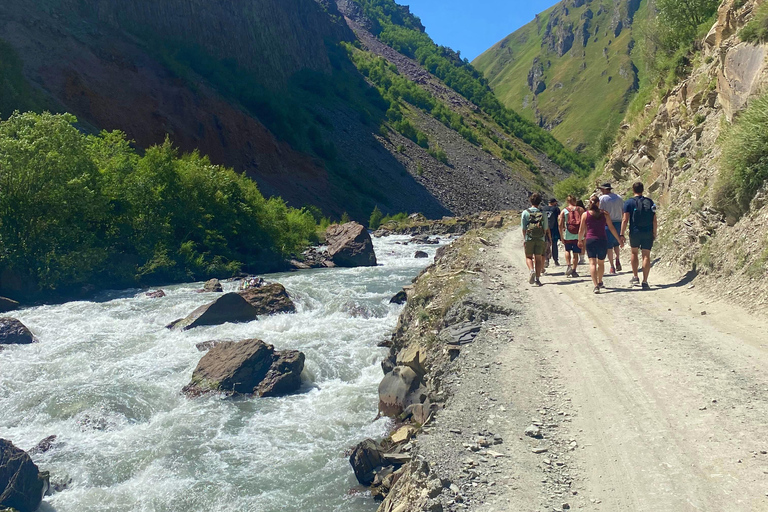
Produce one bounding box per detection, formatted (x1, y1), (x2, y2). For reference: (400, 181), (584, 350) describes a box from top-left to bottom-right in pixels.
(532, 447), (549, 454)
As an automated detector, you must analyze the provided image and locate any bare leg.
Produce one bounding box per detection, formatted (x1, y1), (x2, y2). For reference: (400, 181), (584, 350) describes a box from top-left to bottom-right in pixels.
(572, 253), (579, 273)
(565, 251), (571, 268)
(642, 249), (652, 283)
(614, 245), (621, 268)
(535, 254), (545, 278)
(597, 258), (605, 284)
(631, 248), (640, 278)
(607, 248), (614, 267)
(526, 255), (534, 272)
(590, 258), (598, 287)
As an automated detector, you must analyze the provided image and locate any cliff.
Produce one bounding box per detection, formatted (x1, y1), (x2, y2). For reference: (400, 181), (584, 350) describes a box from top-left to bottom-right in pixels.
(597, 0), (768, 308)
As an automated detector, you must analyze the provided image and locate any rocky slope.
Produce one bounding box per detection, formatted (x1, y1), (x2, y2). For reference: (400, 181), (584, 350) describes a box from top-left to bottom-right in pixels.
(0, 0), (577, 220)
(474, 0), (649, 153)
(597, 0), (768, 308)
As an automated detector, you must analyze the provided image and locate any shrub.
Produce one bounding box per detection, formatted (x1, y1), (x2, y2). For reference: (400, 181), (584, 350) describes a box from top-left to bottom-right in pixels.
(369, 205), (384, 229)
(740, 2), (768, 43)
(714, 93), (768, 221)
(553, 175), (588, 203)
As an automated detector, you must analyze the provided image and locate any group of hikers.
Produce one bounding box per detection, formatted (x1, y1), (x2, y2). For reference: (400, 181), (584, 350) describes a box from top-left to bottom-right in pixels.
(520, 182), (657, 293)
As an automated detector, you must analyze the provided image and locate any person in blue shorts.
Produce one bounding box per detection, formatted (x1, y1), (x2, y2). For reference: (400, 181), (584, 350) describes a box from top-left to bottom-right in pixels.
(598, 183), (624, 274)
(620, 182), (657, 290)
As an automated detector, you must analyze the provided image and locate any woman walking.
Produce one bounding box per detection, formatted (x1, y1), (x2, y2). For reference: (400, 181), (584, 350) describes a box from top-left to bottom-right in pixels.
(578, 196), (624, 293)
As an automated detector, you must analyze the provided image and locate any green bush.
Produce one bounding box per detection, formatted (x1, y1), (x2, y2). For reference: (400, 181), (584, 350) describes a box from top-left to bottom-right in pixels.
(369, 205), (384, 229)
(714, 93), (768, 221)
(740, 2), (768, 43)
(553, 175), (588, 203)
(0, 112), (317, 298)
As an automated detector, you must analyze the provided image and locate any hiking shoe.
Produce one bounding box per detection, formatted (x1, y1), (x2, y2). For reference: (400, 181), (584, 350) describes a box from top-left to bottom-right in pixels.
(598, 282), (605, 289)
(609, 267), (616, 274)
(642, 282), (651, 290)
(529, 271), (536, 284)
(565, 267), (573, 277)
(571, 271), (580, 278)
(535, 279), (543, 287)
(593, 286), (600, 294)
(554, 260), (560, 266)
(630, 276), (640, 286)
(615, 260), (622, 272)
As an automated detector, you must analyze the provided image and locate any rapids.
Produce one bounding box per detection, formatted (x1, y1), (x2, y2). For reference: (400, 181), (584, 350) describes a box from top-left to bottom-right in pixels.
(0, 235), (445, 512)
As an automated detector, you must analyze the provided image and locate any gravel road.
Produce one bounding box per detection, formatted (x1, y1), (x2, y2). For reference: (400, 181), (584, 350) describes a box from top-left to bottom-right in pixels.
(417, 230), (768, 511)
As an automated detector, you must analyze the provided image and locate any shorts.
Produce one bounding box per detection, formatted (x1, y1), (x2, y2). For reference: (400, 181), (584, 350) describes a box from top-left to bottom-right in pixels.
(585, 238), (608, 260)
(563, 240), (581, 254)
(524, 239), (546, 256)
(630, 231), (654, 251)
(606, 221), (621, 248)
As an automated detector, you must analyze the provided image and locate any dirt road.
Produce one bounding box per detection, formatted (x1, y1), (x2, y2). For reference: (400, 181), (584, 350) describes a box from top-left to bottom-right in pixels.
(418, 231), (768, 512)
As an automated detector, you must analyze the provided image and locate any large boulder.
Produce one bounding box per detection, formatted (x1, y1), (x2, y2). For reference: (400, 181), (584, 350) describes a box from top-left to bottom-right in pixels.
(238, 284), (296, 315)
(203, 279), (223, 293)
(325, 222), (377, 267)
(168, 293), (258, 330)
(0, 298), (19, 314)
(378, 366), (427, 418)
(0, 319), (35, 345)
(183, 339), (304, 397)
(349, 439), (383, 486)
(0, 439), (49, 512)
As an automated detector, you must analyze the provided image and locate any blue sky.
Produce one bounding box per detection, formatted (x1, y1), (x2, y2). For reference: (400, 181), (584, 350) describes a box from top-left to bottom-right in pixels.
(404, 0), (558, 61)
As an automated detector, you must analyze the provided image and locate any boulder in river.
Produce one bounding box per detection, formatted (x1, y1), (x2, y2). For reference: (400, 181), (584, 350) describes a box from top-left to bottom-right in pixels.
(238, 283), (296, 315)
(414, 250), (428, 259)
(0, 319), (36, 345)
(203, 279), (223, 293)
(389, 290), (408, 305)
(325, 222), (377, 267)
(0, 298), (19, 314)
(145, 290), (166, 299)
(167, 293), (258, 331)
(378, 365), (427, 418)
(349, 439), (384, 486)
(0, 439), (49, 512)
(183, 339), (304, 397)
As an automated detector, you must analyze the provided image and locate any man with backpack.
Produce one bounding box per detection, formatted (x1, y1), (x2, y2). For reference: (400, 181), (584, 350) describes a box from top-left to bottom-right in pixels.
(542, 198), (561, 267)
(620, 182), (657, 290)
(521, 193), (551, 286)
(558, 195), (584, 278)
(598, 183), (624, 274)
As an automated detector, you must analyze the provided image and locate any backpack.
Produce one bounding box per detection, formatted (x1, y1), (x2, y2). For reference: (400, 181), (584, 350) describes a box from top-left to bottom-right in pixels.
(631, 197), (655, 231)
(566, 207), (581, 234)
(526, 208), (545, 239)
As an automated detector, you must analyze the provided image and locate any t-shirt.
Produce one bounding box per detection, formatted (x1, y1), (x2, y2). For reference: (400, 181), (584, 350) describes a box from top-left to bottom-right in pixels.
(599, 192), (624, 222)
(541, 205), (561, 232)
(561, 207), (582, 241)
(521, 207), (548, 242)
(623, 195), (657, 233)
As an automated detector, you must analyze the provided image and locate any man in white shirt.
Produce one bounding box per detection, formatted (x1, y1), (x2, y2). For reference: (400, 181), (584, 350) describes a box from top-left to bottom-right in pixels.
(598, 183), (624, 274)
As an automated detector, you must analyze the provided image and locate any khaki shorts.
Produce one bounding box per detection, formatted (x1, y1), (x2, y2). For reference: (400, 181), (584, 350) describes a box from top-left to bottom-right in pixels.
(524, 239), (546, 256)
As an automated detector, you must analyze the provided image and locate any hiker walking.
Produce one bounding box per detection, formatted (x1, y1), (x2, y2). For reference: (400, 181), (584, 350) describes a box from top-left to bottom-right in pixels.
(579, 196), (624, 294)
(543, 198), (561, 267)
(598, 183), (624, 274)
(521, 193), (550, 286)
(558, 195), (584, 278)
(620, 182), (657, 290)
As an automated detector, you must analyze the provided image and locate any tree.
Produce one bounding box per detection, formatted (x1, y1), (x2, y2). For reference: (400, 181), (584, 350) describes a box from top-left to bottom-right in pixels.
(656, 0), (720, 44)
(369, 205), (384, 229)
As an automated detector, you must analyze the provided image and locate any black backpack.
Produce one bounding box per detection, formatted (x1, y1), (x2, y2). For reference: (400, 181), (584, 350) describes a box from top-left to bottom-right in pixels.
(632, 197), (655, 230)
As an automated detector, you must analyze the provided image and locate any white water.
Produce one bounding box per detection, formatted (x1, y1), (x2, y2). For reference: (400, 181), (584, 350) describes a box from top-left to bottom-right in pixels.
(0, 236), (444, 512)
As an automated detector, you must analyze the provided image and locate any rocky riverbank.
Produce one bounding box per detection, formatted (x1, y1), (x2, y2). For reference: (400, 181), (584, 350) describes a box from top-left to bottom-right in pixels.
(351, 215), (521, 511)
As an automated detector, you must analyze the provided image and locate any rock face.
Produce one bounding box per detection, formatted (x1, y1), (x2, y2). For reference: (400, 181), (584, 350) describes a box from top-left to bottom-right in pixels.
(325, 222), (377, 267)
(0, 319), (35, 345)
(168, 293), (259, 330)
(183, 339), (304, 397)
(718, 42), (768, 122)
(238, 284), (296, 315)
(203, 279), (223, 293)
(0, 439), (49, 512)
(349, 439), (384, 486)
(0, 298), (19, 313)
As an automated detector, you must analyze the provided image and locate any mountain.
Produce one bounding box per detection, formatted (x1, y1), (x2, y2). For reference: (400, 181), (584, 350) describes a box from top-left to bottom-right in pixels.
(0, 0), (585, 221)
(473, 0), (649, 154)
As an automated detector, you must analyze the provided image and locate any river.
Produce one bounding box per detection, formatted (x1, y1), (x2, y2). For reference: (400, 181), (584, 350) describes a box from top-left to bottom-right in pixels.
(0, 235), (444, 512)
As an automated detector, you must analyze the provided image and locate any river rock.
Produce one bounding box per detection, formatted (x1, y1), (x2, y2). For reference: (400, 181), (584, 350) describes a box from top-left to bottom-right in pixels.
(0, 319), (36, 345)
(389, 290), (407, 305)
(238, 283), (296, 315)
(349, 439), (383, 486)
(0, 439), (49, 512)
(203, 279), (223, 293)
(168, 293), (258, 330)
(325, 222), (377, 267)
(0, 298), (19, 314)
(145, 290), (166, 298)
(414, 251), (429, 259)
(183, 339), (304, 397)
(378, 366), (426, 417)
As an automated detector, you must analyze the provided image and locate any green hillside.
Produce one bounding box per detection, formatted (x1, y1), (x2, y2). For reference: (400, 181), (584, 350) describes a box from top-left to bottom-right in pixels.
(474, 0), (650, 155)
